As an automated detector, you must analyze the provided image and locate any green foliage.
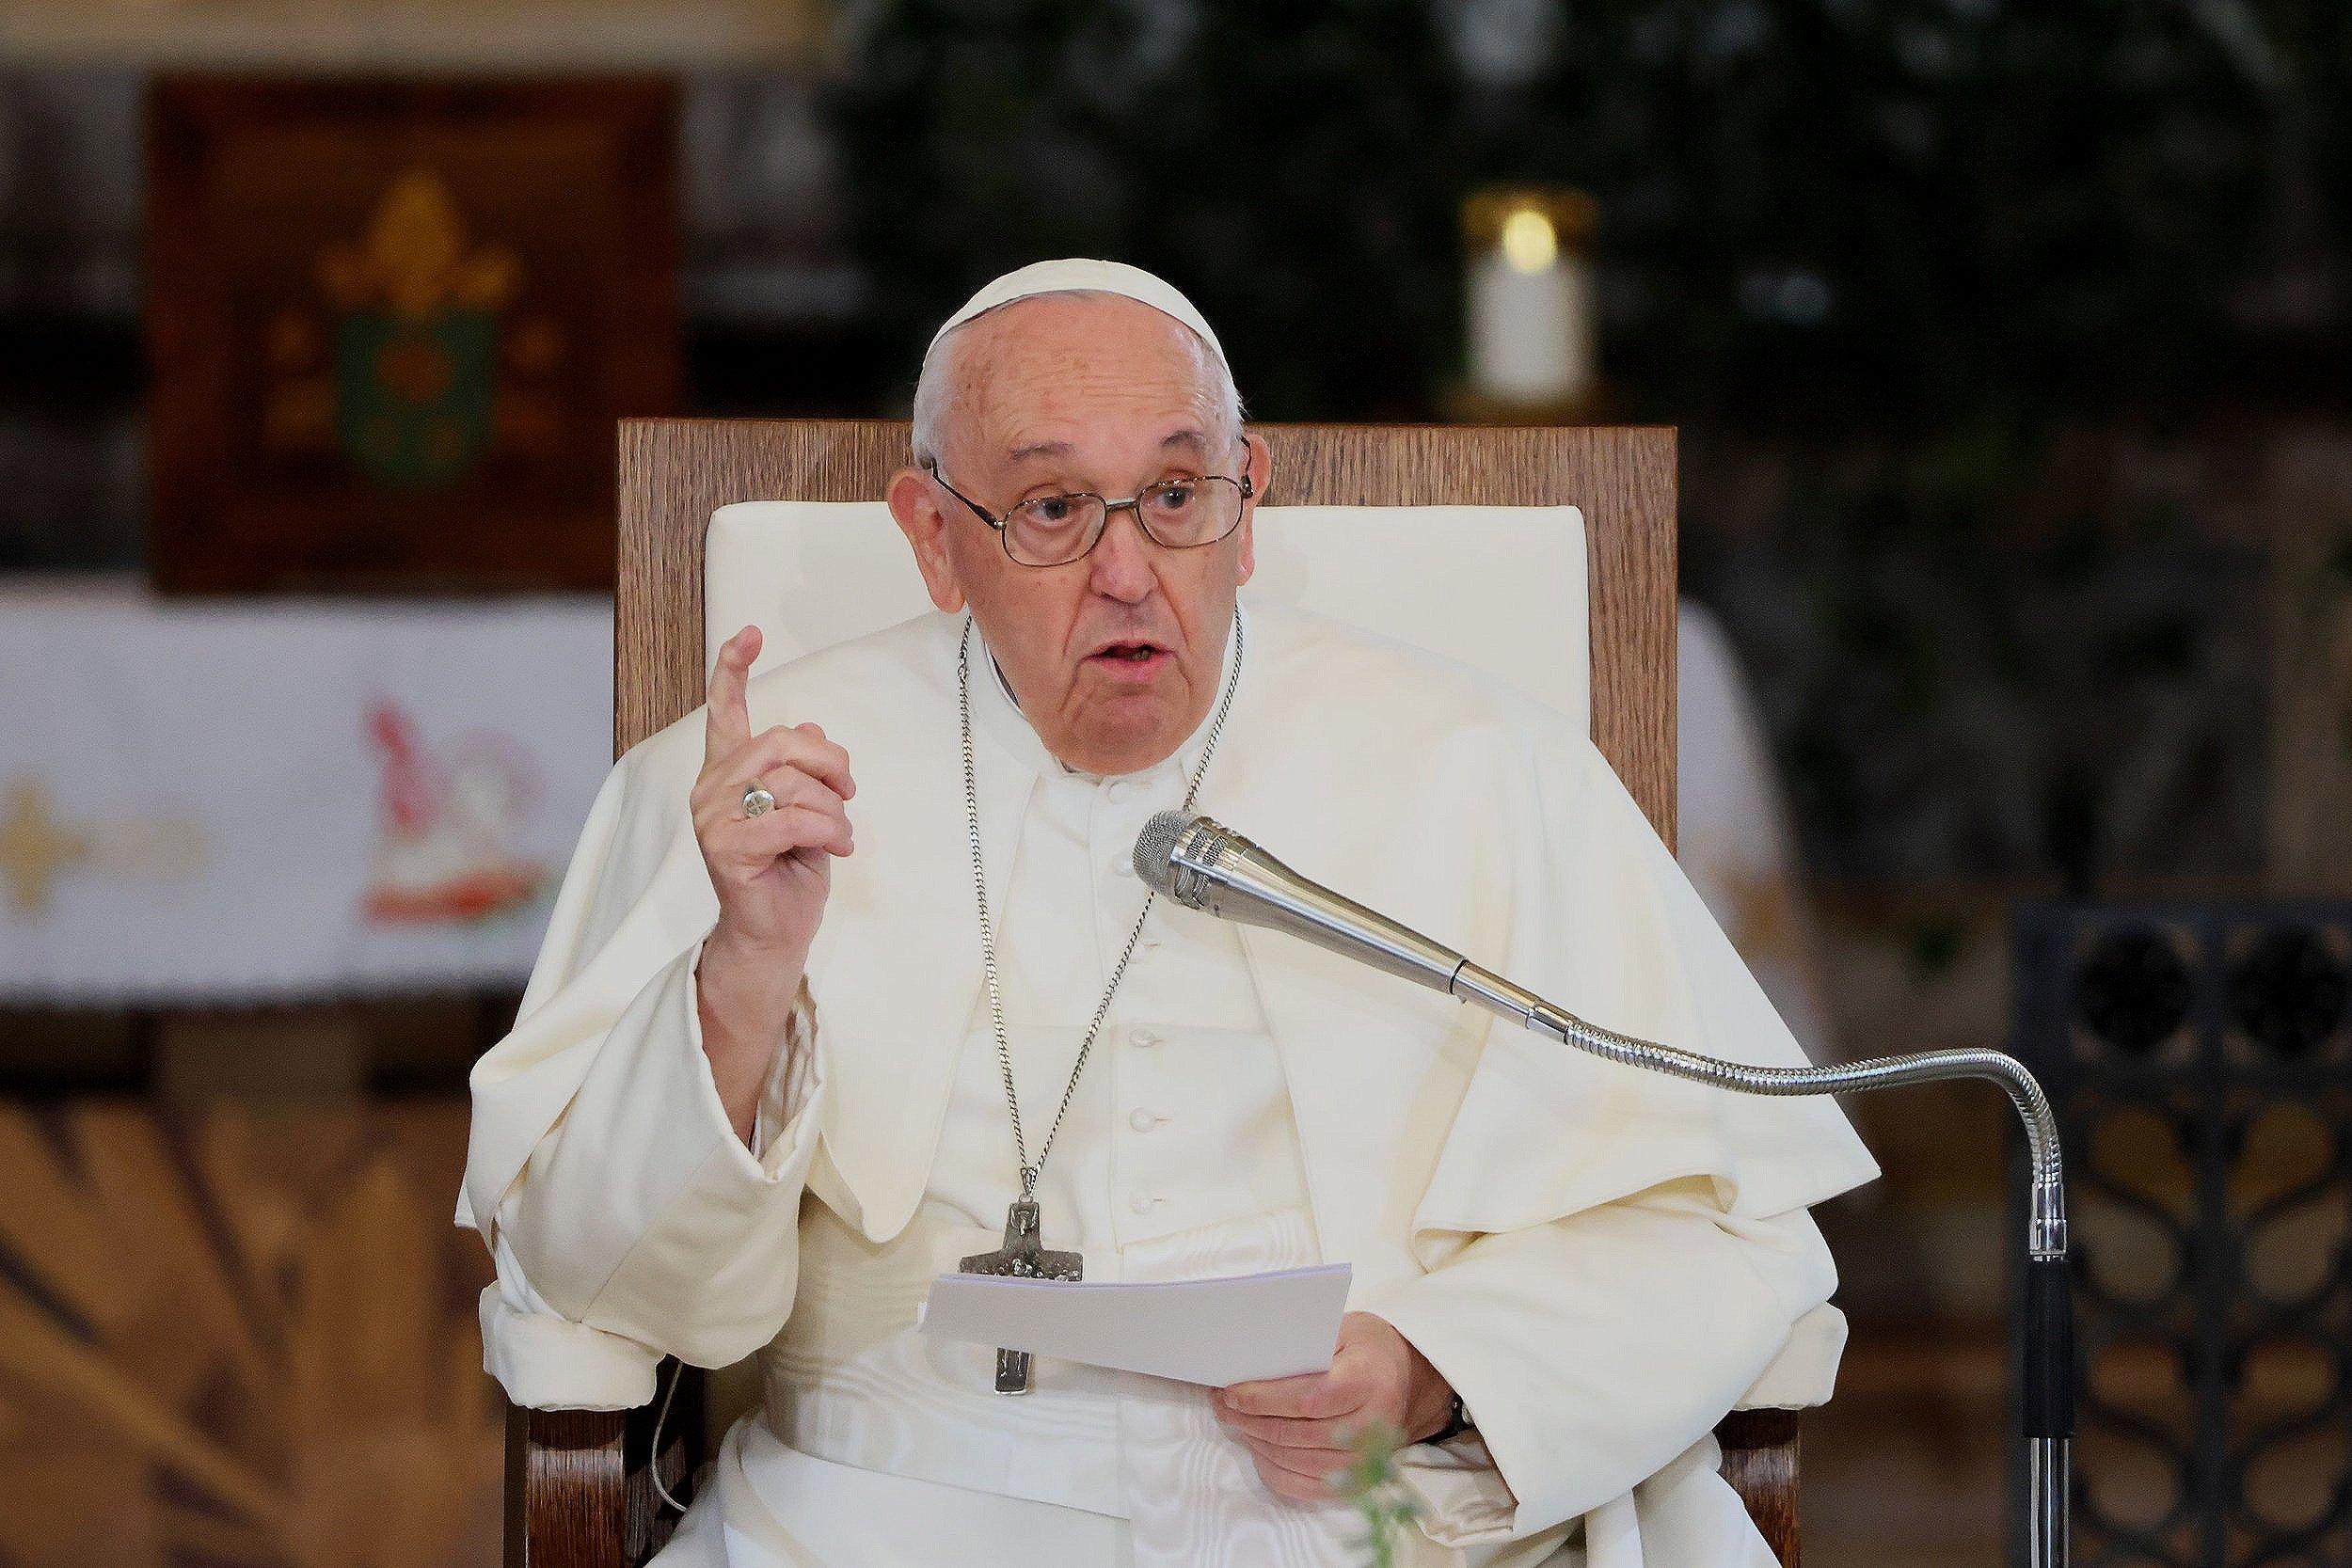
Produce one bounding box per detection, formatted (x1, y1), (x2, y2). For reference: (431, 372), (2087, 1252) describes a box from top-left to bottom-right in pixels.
(1692, 416), (2266, 883)
(827, 0), (2334, 430)
(1502, 0), (2297, 427)
(825, 2), (2325, 883)
(1335, 1421), (1419, 1568)
(829, 0), (1468, 420)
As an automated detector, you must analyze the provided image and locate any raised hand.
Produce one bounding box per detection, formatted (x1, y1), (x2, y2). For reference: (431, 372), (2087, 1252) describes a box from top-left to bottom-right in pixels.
(689, 626), (856, 1139)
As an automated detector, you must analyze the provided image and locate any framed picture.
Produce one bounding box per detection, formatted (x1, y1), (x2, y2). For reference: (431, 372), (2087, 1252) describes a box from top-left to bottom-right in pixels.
(148, 75), (678, 592)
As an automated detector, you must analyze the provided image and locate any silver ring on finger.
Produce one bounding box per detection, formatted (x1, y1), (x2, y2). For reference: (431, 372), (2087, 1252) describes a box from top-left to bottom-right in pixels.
(739, 783), (777, 818)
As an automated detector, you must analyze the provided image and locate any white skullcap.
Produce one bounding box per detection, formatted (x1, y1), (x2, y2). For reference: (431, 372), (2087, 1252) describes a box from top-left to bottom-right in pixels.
(929, 258), (1228, 369)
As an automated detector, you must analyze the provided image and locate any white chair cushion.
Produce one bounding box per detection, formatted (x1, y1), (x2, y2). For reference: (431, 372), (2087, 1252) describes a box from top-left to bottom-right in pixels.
(704, 500), (1589, 729)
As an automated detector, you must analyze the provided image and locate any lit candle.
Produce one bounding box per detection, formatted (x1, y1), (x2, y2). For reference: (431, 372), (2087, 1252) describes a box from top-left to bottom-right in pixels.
(1462, 189), (1597, 409)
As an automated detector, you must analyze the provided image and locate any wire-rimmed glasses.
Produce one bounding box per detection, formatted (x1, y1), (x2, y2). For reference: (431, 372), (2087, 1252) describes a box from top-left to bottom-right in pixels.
(928, 463), (1256, 567)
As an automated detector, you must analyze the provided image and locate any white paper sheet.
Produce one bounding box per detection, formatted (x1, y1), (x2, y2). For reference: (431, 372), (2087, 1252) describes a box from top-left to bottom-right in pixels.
(918, 1263), (1352, 1386)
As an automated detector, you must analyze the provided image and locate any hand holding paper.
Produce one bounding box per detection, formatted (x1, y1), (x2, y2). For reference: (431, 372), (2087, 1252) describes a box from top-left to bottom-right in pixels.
(1214, 1310), (1461, 1505)
(919, 1263), (1351, 1386)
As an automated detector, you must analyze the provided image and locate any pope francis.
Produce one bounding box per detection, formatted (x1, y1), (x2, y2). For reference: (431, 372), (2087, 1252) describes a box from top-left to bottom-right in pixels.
(460, 260), (1880, 1567)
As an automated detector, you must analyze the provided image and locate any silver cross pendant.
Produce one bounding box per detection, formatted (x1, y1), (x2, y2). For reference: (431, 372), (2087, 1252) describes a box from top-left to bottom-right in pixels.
(958, 1196), (1083, 1393)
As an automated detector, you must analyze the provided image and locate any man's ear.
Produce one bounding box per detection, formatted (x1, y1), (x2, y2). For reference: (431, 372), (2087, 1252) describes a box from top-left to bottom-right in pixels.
(1233, 432), (1271, 586)
(886, 467), (966, 613)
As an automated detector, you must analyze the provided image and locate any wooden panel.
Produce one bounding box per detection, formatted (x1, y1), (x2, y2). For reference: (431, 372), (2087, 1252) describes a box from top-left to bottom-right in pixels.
(616, 420), (1677, 846)
(615, 420), (909, 758)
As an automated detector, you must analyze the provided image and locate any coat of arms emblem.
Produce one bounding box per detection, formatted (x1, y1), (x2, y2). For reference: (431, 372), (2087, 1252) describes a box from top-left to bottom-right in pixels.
(311, 170), (520, 489)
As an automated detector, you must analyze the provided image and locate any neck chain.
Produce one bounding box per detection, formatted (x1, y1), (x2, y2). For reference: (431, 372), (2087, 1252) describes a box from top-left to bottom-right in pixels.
(960, 608), (1243, 1191)
(955, 610), (1244, 1393)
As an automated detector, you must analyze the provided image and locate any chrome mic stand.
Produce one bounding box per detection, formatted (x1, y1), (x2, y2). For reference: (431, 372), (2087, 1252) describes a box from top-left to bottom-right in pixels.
(1137, 812), (2073, 1568)
(1463, 975), (2072, 1568)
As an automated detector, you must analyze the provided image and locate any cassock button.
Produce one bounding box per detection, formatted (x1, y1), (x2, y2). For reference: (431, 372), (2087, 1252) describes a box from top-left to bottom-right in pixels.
(1131, 1029), (1159, 1049)
(1112, 858), (1136, 879)
(1128, 1191), (1156, 1214)
(1128, 1108), (1160, 1132)
(1107, 780), (1136, 803)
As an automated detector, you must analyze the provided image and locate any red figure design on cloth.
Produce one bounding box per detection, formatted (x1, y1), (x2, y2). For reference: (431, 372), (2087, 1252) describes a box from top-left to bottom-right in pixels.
(363, 701), (548, 924)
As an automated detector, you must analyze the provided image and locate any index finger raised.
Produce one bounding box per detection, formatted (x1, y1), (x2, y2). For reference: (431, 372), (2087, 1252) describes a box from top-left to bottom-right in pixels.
(705, 626), (761, 758)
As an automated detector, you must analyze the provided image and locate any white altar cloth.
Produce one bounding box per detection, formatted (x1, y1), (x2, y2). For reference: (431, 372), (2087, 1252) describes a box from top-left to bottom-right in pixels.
(0, 578), (1820, 1036)
(0, 577), (611, 1004)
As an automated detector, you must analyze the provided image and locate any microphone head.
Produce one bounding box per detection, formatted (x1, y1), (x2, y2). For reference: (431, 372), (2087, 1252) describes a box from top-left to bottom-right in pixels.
(1132, 810), (1198, 899)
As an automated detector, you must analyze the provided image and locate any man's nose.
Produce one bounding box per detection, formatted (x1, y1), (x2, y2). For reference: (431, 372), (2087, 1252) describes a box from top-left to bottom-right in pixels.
(1087, 503), (1158, 602)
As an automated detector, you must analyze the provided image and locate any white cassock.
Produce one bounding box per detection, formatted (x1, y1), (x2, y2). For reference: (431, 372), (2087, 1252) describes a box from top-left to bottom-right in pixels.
(460, 598), (1880, 1567)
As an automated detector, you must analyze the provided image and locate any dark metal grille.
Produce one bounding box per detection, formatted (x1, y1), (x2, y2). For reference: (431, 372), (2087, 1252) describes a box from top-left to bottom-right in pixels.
(2012, 902), (2352, 1567)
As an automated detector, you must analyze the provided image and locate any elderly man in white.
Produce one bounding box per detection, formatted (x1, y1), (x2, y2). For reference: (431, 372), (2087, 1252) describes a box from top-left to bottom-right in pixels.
(461, 260), (1879, 1567)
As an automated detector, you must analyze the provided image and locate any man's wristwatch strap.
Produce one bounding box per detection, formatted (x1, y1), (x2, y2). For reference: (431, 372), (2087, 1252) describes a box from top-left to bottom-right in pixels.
(1426, 1391), (1475, 1445)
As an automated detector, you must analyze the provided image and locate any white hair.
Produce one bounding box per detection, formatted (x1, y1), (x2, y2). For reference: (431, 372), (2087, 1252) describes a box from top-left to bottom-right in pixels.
(909, 288), (1246, 469)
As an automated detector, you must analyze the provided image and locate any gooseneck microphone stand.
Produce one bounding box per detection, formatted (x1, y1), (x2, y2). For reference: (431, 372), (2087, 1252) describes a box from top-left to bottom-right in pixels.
(1462, 974), (2072, 1568)
(1135, 812), (2072, 1568)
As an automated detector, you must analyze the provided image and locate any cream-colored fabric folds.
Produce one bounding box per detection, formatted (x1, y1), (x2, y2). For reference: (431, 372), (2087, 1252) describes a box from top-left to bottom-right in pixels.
(461, 598), (1879, 1560)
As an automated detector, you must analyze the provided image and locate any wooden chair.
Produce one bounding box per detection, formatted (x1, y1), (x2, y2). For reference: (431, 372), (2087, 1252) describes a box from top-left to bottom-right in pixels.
(507, 418), (1809, 1567)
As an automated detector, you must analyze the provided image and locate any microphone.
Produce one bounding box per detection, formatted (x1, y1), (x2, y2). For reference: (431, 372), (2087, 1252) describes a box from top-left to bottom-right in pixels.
(1131, 811), (1470, 992)
(1134, 808), (2074, 1568)
(1132, 810), (1566, 1034)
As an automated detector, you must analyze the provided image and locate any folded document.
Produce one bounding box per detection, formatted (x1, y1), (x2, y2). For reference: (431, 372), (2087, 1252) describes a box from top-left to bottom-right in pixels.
(918, 1263), (1351, 1386)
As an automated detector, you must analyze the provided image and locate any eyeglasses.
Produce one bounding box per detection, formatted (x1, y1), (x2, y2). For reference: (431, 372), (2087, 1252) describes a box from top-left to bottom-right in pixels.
(927, 460), (1256, 568)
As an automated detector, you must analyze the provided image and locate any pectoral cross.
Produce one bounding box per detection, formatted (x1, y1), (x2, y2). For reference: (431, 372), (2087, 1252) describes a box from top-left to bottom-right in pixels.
(958, 1196), (1083, 1393)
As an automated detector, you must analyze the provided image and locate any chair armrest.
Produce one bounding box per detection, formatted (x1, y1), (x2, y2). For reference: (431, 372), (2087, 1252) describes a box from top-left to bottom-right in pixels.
(1709, 1303), (1845, 1566)
(1714, 1408), (1804, 1566)
(507, 1331), (1830, 1568)
(506, 1363), (706, 1568)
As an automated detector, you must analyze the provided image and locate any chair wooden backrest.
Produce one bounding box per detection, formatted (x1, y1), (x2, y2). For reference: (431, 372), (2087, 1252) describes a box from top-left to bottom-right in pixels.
(509, 417), (1807, 1567)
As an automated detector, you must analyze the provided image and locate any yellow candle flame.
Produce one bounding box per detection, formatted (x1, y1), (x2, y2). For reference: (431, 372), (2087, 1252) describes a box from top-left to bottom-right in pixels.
(1500, 208), (1559, 274)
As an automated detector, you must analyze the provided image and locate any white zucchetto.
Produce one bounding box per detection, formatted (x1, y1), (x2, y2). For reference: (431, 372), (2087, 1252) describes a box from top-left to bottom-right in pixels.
(929, 259), (1229, 369)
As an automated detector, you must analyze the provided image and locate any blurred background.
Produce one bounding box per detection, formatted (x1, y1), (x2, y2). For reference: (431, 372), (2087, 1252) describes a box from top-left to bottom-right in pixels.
(2, 2), (2347, 1564)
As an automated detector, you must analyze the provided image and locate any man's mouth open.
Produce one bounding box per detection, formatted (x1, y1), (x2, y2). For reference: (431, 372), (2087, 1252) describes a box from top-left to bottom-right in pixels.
(1088, 641), (1170, 678)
